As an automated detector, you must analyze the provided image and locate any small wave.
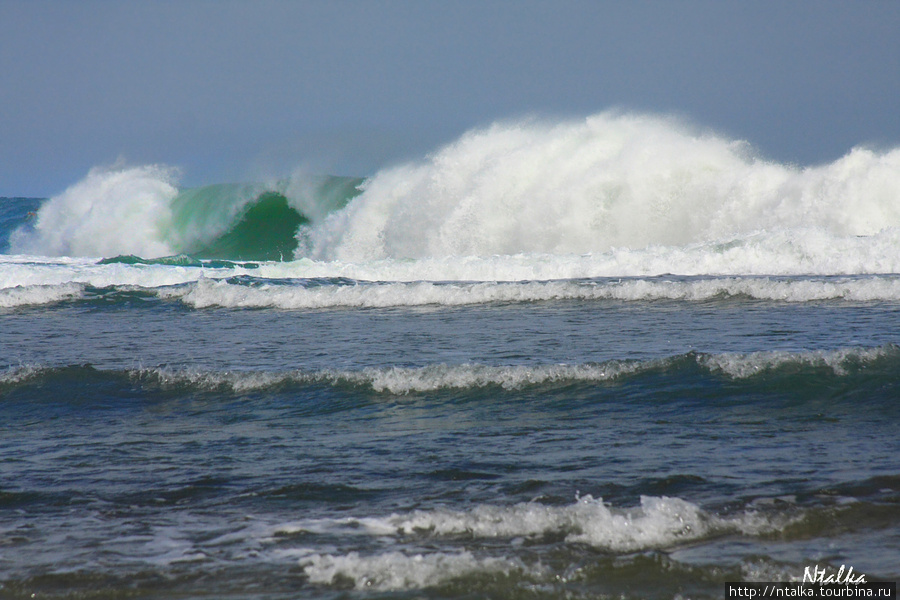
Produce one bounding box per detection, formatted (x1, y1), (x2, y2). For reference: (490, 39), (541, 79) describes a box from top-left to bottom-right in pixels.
(354, 495), (783, 551)
(290, 487), (899, 591)
(132, 360), (662, 394)
(292, 494), (805, 591)
(699, 346), (898, 378)
(83, 362), (650, 395)
(0, 283), (84, 308)
(5, 347), (896, 395)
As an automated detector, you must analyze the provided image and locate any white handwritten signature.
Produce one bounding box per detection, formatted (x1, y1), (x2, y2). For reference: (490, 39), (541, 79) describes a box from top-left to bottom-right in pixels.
(803, 564), (867, 585)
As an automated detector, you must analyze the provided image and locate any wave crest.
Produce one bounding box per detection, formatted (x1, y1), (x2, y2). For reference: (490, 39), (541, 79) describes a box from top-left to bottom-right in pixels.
(8, 112), (900, 268)
(4, 346), (896, 395)
(309, 112), (900, 261)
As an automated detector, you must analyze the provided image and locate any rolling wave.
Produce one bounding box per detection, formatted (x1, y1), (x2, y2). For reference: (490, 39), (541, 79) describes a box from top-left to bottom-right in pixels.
(186, 189), (307, 261)
(6, 272), (900, 309)
(162, 274), (900, 309)
(4, 346), (898, 396)
(5, 171), (362, 261)
(4, 110), (900, 274)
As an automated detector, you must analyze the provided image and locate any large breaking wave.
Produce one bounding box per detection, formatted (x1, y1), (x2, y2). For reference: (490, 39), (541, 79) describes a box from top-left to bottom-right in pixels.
(7, 168), (363, 261)
(5, 111), (900, 267)
(309, 112), (900, 261)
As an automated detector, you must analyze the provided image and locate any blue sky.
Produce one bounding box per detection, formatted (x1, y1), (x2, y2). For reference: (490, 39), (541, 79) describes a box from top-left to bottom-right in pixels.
(2, 0), (899, 197)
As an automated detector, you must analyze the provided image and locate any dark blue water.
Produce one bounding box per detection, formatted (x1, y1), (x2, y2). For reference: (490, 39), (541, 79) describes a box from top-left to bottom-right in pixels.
(2, 293), (899, 599)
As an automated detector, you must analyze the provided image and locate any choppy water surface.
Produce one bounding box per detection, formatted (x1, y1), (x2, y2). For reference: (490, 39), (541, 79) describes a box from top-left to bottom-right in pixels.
(2, 112), (899, 598)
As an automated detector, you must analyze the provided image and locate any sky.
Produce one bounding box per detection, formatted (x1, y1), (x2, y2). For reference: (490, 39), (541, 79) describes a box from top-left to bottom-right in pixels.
(1, 0), (899, 197)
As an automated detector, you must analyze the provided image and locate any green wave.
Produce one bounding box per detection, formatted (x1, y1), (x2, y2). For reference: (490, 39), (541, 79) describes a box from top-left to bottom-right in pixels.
(169, 176), (363, 262)
(190, 190), (305, 261)
(2, 175), (364, 261)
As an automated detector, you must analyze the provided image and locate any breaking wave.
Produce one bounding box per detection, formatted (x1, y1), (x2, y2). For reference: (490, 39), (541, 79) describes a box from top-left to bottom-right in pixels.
(308, 112), (900, 261)
(5, 111), (900, 276)
(161, 274), (900, 309)
(6, 168), (362, 261)
(4, 346), (897, 395)
(5, 270), (900, 309)
(269, 493), (892, 590)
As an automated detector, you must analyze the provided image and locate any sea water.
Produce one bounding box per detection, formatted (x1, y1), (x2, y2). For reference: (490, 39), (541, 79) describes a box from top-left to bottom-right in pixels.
(1, 112), (898, 599)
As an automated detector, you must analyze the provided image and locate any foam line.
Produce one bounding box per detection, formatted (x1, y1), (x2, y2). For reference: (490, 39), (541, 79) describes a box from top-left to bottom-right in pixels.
(161, 275), (900, 310)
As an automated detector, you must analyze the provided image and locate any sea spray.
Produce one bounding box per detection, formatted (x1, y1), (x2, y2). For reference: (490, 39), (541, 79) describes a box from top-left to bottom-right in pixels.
(308, 112), (900, 260)
(9, 164), (180, 258)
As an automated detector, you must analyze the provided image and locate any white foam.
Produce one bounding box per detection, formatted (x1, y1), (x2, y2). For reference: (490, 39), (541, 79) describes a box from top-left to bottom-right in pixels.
(360, 495), (792, 551)
(163, 277), (618, 309)
(160, 274), (900, 310)
(701, 346), (895, 378)
(4, 246), (900, 309)
(286, 227), (900, 279)
(132, 347), (894, 394)
(0, 364), (49, 385)
(136, 362), (647, 395)
(143, 367), (294, 393)
(308, 113), (900, 261)
(0, 283), (84, 308)
(9, 164), (180, 258)
(290, 496), (795, 591)
(301, 550), (519, 591)
(0, 254), (245, 293)
(198, 496), (804, 593)
(8, 112), (900, 278)
(364, 495), (712, 552)
(350, 363), (643, 394)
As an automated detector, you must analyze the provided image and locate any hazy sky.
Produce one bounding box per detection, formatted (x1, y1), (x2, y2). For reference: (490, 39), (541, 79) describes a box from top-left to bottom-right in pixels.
(2, 0), (899, 196)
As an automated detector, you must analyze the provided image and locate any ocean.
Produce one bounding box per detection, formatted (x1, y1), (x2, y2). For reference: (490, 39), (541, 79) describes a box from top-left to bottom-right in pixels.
(1, 112), (898, 599)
